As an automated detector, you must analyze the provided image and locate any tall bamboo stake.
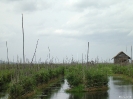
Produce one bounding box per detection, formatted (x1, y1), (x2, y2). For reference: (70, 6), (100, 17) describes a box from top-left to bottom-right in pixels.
(31, 39), (39, 64)
(87, 42), (89, 65)
(6, 41), (9, 64)
(82, 53), (83, 65)
(22, 14), (25, 63)
(48, 46), (50, 64)
(131, 46), (132, 63)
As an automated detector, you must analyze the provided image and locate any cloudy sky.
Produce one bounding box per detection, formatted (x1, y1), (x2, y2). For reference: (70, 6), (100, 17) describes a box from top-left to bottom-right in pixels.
(0, 0), (133, 63)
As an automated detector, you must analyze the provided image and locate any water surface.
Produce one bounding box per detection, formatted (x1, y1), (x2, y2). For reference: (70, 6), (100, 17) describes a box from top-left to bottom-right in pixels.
(1, 76), (133, 99)
(34, 76), (133, 99)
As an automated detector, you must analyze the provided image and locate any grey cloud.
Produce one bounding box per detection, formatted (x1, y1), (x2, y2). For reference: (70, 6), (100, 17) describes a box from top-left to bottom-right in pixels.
(18, 2), (37, 12)
(1, 0), (51, 12)
(64, 0), (133, 38)
(0, 0), (133, 61)
(77, 31), (133, 46)
(74, 1), (103, 9)
(1, 0), (21, 2)
(15, 1), (50, 12)
(68, 0), (121, 12)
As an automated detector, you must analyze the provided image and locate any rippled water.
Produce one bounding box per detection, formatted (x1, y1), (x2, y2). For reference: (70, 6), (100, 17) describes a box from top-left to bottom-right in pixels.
(1, 76), (133, 99)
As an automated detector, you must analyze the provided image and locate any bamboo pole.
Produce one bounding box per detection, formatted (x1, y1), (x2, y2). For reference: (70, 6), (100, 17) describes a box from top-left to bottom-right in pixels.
(87, 42), (89, 65)
(6, 41), (9, 65)
(22, 14), (25, 63)
(31, 39), (39, 64)
(131, 46), (132, 63)
(48, 46), (50, 64)
(82, 53), (83, 65)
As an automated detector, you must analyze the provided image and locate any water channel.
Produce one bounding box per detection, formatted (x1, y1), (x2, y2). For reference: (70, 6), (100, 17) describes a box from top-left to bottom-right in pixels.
(0, 76), (133, 99)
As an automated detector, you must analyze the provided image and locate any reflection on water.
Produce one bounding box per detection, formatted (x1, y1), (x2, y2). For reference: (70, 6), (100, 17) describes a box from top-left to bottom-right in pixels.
(34, 76), (133, 99)
(68, 91), (108, 99)
(1, 76), (133, 99)
(0, 93), (8, 99)
(108, 76), (133, 99)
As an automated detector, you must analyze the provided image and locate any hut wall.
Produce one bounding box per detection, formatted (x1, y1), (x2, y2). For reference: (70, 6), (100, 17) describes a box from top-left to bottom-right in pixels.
(114, 57), (129, 64)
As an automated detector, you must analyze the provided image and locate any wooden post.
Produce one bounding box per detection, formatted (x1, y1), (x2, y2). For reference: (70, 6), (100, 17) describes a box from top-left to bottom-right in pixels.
(6, 41), (9, 64)
(82, 53), (83, 65)
(131, 46), (132, 63)
(48, 46), (50, 64)
(87, 42), (89, 65)
(31, 39), (39, 64)
(22, 14), (25, 64)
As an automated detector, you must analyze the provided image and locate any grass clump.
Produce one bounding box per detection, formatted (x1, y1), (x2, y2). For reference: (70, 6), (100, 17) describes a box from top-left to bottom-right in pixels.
(9, 66), (64, 98)
(66, 84), (84, 92)
(112, 64), (133, 77)
(86, 68), (108, 87)
(65, 64), (111, 92)
(0, 70), (13, 91)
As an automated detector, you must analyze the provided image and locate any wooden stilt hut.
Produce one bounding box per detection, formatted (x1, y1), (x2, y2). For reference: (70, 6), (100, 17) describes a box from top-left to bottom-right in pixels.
(112, 51), (131, 64)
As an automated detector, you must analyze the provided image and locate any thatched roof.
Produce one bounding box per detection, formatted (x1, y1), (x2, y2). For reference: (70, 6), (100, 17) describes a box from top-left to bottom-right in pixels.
(112, 51), (131, 59)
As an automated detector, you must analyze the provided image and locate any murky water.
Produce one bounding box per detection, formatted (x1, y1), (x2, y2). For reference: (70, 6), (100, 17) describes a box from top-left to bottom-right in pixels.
(0, 93), (8, 99)
(1, 76), (133, 99)
(33, 76), (133, 99)
(108, 76), (133, 99)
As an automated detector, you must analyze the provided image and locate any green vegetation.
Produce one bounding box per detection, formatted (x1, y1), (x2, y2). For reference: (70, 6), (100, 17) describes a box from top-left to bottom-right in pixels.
(0, 63), (64, 99)
(65, 64), (112, 92)
(0, 70), (13, 91)
(112, 64), (133, 77)
(1, 62), (133, 98)
(9, 66), (64, 99)
(66, 84), (84, 92)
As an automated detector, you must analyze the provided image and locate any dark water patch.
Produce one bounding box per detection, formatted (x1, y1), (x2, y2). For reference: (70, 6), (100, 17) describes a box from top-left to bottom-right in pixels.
(67, 91), (108, 99)
(33, 79), (109, 99)
(112, 76), (133, 85)
(0, 93), (8, 99)
(33, 78), (65, 99)
(0, 92), (5, 98)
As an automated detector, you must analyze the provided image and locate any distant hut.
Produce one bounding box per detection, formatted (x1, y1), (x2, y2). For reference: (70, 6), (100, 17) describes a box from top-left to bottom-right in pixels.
(112, 51), (131, 64)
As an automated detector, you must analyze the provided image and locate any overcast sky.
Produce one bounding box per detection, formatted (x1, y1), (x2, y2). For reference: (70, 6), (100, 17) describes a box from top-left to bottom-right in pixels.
(0, 0), (133, 63)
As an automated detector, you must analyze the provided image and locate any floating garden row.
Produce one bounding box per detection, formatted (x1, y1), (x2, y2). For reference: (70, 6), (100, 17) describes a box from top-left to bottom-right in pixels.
(1, 63), (127, 98)
(112, 64), (133, 77)
(0, 70), (13, 91)
(9, 66), (64, 99)
(65, 64), (112, 92)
